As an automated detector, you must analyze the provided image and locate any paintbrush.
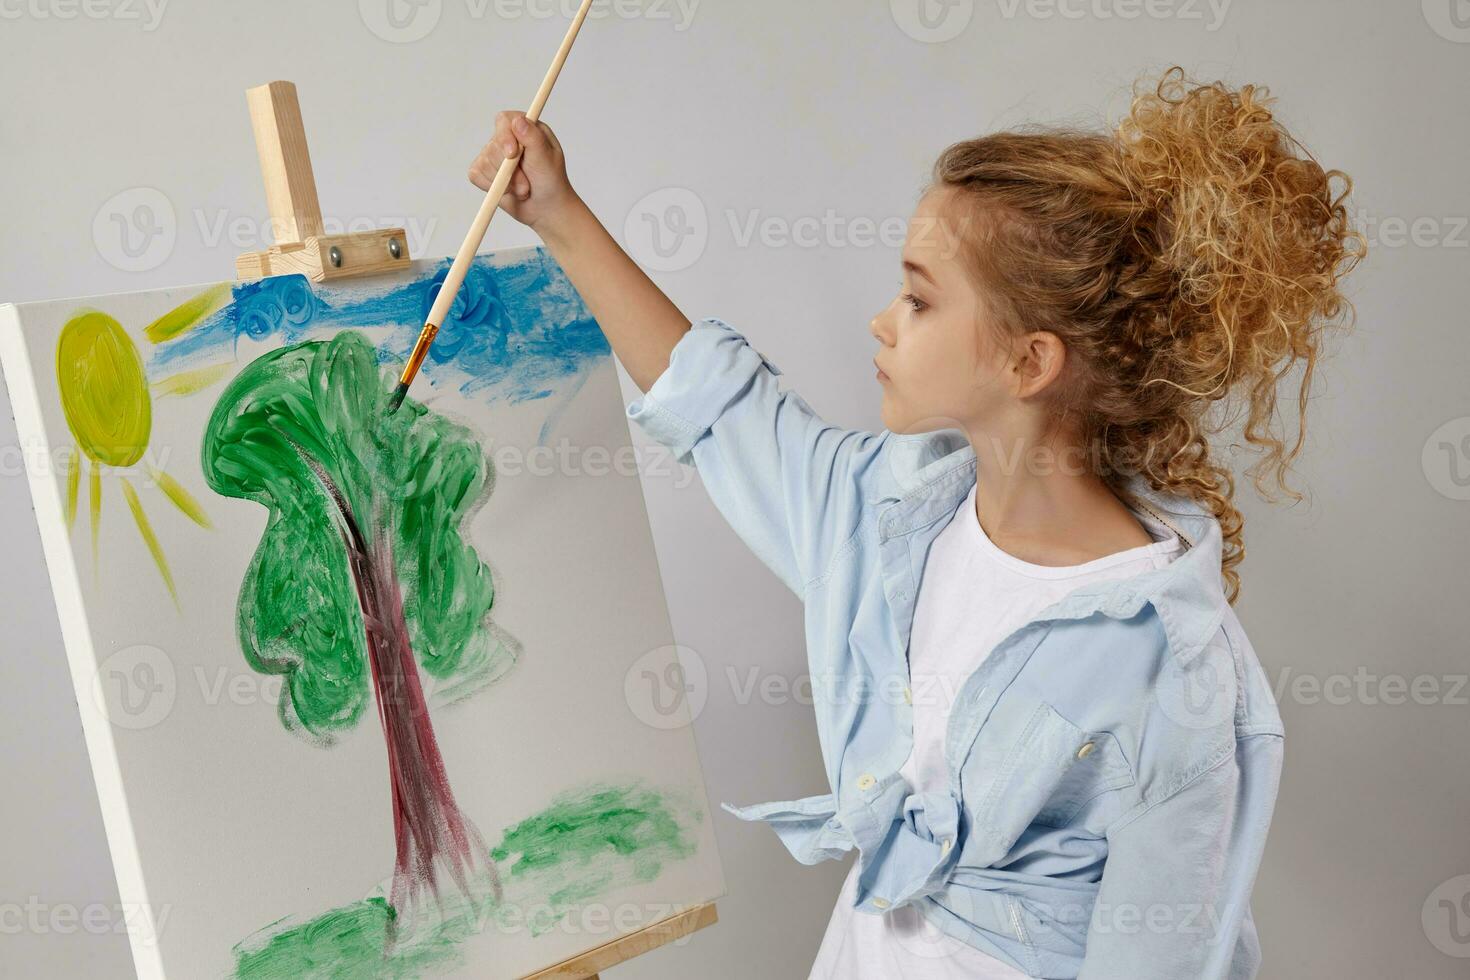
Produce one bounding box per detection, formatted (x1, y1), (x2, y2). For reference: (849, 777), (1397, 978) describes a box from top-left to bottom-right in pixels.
(388, 0), (596, 414)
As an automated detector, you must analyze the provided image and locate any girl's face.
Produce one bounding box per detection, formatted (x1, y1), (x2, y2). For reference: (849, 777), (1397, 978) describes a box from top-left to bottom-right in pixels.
(870, 189), (1018, 436)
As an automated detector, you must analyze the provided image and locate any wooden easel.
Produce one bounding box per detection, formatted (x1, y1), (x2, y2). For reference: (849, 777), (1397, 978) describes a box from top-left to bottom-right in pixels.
(236, 80), (719, 978)
(236, 80), (415, 282)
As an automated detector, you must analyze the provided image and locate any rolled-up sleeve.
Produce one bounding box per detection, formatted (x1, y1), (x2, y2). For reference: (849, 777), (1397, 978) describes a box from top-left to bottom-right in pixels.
(626, 317), (885, 596)
(1078, 733), (1284, 980)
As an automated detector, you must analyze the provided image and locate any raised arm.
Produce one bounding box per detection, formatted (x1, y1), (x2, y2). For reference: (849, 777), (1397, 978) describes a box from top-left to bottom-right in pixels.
(469, 110), (688, 391)
(470, 112), (890, 596)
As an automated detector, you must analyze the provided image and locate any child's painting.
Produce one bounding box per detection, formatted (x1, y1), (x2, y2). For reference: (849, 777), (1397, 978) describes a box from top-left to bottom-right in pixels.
(0, 247), (725, 979)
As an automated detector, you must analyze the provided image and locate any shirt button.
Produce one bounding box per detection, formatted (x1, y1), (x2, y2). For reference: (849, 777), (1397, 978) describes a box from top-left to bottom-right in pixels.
(856, 773), (876, 790)
(873, 898), (891, 910)
(903, 686), (912, 705)
(940, 837), (953, 855)
(1077, 741), (1097, 759)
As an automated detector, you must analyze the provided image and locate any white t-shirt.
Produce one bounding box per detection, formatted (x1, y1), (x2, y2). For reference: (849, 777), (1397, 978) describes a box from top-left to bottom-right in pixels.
(809, 482), (1184, 979)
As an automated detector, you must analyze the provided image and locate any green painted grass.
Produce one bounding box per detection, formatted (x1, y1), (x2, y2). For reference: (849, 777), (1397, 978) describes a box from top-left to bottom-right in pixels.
(231, 780), (702, 977)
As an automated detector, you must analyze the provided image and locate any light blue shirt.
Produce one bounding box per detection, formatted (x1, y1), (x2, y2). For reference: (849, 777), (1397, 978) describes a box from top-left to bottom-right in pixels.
(627, 318), (1285, 979)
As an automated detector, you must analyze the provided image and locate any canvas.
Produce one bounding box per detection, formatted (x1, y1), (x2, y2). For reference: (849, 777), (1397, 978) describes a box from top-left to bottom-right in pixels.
(0, 246), (725, 979)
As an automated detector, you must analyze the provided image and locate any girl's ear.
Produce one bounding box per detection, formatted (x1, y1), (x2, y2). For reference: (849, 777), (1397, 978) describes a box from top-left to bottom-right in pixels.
(1010, 330), (1067, 399)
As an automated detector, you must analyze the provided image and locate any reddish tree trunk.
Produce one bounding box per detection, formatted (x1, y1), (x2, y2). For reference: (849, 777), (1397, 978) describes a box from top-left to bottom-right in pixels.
(333, 497), (498, 917)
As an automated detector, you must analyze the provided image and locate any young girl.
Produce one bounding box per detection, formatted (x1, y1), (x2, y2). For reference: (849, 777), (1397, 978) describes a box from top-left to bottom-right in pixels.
(469, 67), (1363, 978)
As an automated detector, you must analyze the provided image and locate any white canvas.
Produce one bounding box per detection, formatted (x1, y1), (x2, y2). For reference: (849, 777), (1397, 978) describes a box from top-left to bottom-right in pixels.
(0, 246), (726, 979)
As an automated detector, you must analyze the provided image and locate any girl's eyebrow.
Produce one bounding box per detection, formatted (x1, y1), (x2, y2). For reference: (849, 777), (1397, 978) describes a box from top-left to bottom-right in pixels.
(902, 259), (939, 288)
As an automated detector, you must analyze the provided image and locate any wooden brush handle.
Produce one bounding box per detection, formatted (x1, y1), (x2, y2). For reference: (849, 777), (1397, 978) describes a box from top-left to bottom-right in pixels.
(401, 0), (595, 389)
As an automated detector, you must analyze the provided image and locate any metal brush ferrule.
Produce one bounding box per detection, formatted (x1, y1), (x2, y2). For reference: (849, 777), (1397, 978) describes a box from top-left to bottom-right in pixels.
(398, 322), (440, 386)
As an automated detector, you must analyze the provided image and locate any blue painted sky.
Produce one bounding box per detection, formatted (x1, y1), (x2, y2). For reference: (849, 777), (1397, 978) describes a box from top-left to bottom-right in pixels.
(149, 248), (610, 405)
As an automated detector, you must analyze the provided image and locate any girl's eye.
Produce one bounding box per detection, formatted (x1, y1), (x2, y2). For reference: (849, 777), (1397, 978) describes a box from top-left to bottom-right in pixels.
(901, 292), (927, 312)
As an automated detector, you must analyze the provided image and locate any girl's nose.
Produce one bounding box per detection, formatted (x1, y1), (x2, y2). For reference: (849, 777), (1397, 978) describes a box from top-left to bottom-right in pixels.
(870, 313), (894, 347)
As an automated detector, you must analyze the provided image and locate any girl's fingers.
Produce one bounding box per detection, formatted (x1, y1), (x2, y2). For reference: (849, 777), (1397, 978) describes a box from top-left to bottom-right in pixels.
(472, 140), (511, 180)
(538, 120), (561, 156)
(511, 115), (544, 153)
(471, 110), (557, 196)
(494, 110), (517, 149)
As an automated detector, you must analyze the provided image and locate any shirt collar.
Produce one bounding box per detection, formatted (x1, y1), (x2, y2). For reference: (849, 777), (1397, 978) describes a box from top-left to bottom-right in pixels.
(867, 431), (1229, 660)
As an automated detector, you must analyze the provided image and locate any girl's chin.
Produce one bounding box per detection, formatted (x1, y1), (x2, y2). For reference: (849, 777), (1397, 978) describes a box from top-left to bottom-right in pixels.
(879, 404), (907, 434)
(877, 395), (894, 427)
(879, 391), (918, 429)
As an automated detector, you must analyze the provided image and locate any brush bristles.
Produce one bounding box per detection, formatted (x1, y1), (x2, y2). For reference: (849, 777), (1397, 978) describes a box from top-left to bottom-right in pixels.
(387, 383), (409, 414)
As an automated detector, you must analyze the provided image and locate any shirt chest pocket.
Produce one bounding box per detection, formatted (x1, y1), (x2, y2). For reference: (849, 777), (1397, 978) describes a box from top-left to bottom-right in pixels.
(970, 701), (1136, 857)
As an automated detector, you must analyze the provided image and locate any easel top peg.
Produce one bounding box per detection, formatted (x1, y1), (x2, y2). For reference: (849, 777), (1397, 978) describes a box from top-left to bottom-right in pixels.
(236, 80), (412, 284)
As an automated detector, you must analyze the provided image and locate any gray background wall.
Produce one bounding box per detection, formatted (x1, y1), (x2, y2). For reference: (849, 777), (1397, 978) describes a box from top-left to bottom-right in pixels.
(1, 1), (1467, 977)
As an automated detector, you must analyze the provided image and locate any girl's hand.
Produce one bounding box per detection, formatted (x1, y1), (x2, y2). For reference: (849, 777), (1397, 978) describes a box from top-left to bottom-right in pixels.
(468, 112), (689, 391)
(468, 110), (578, 233)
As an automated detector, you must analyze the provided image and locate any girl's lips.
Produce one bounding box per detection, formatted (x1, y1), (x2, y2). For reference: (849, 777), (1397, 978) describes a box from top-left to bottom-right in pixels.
(874, 361), (890, 382)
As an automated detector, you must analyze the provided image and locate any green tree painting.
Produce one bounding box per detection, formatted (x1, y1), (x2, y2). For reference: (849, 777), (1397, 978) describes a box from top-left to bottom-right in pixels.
(201, 330), (518, 924)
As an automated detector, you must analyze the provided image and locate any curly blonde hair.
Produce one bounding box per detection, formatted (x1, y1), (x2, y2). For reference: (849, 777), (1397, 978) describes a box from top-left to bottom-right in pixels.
(929, 66), (1366, 602)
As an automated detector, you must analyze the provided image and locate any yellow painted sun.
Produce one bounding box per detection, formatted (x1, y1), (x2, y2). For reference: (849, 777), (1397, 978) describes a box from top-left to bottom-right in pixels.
(56, 309), (212, 604)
